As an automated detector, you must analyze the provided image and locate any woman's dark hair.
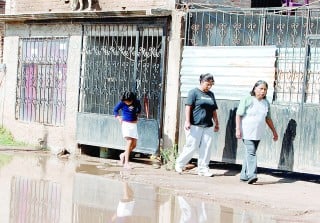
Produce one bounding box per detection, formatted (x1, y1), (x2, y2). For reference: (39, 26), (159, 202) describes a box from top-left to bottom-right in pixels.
(250, 80), (268, 98)
(199, 73), (214, 83)
(121, 91), (136, 101)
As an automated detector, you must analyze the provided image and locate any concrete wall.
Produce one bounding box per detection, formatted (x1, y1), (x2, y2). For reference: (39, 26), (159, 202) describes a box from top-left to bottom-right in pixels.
(5, 0), (175, 14)
(2, 24), (82, 153)
(162, 11), (184, 150)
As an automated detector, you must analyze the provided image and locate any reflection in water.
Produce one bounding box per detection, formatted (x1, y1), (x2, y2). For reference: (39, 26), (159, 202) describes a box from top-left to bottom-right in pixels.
(73, 174), (277, 223)
(177, 196), (207, 223)
(0, 152), (279, 223)
(220, 205), (233, 223)
(75, 163), (115, 175)
(174, 196), (276, 223)
(111, 181), (135, 222)
(37, 155), (48, 179)
(10, 176), (61, 223)
(241, 210), (253, 223)
(72, 173), (159, 223)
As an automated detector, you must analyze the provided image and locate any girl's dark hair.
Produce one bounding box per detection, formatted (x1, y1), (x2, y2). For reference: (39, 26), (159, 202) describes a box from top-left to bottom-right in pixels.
(199, 73), (214, 83)
(250, 80), (268, 98)
(121, 91), (136, 101)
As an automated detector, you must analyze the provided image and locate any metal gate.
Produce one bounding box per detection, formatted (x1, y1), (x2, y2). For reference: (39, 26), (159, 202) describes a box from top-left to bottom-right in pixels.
(76, 21), (167, 154)
(181, 6), (320, 173)
(303, 35), (320, 104)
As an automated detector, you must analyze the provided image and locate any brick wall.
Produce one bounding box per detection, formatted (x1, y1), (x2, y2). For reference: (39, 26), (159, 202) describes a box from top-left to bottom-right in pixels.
(5, 0), (319, 14)
(5, 0), (175, 14)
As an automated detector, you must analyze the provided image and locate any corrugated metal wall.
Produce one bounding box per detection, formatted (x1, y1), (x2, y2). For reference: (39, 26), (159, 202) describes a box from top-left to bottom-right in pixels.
(180, 46), (276, 101)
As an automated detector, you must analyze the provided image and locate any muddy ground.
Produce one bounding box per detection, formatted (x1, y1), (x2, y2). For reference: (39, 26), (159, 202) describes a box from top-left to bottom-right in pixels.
(1, 147), (320, 222)
(126, 154), (320, 222)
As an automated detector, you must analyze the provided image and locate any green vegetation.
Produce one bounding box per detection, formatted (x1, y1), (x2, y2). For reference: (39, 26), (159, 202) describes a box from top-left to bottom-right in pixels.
(0, 154), (13, 168)
(0, 127), (26, 146)
(160, 144), (178, 171)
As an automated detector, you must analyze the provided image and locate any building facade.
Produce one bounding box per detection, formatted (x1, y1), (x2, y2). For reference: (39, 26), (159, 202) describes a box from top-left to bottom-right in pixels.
(1, 0), (320, 174)
(0, 0), (183, 154)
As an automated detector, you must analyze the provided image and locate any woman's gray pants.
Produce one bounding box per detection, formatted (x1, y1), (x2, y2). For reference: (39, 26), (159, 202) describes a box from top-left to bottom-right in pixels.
(240, 139), (260, 180)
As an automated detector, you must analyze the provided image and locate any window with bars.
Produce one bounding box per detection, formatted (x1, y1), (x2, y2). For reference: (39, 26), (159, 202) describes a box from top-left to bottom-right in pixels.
(15, 37), (69, 126)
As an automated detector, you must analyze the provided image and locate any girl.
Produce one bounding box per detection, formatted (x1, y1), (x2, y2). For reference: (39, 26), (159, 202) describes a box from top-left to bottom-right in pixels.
(114, 91), (141, 169)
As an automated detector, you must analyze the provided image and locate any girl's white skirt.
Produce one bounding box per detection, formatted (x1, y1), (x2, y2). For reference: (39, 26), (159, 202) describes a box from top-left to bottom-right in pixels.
(121, 121), (139, 139)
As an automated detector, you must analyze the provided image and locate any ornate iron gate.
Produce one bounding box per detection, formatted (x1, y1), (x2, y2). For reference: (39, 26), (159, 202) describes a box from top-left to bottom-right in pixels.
(76, 21), (167, 154)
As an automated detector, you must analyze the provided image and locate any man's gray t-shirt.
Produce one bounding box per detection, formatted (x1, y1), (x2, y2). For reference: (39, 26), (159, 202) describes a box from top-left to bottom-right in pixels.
(186, 88), (218, 127)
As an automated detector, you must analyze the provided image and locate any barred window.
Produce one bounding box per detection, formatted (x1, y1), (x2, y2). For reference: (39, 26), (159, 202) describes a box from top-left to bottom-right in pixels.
(16, 38), (69, 126)
(275, 45), (320, 104)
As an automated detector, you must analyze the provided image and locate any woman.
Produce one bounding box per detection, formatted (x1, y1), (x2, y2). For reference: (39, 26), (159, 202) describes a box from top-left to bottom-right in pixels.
(236, 80), (278, 184)
(175, 73), (219, 177)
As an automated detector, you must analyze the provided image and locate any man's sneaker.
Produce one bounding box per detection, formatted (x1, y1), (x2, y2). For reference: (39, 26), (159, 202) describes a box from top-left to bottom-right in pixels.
(198, 170), (214, 177)
(175, 165), (183, 174)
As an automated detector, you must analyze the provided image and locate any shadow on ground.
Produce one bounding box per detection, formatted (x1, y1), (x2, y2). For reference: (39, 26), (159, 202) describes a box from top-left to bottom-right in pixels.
(80, 146), (320, 184)
(206, 159), (320, 184)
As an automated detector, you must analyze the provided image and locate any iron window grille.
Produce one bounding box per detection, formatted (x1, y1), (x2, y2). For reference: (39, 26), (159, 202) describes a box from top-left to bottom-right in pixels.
(16, 37), (69, 126)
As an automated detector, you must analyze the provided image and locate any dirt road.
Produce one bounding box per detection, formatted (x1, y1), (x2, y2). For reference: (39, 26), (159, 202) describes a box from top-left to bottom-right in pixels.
(126, 156), (320, 222)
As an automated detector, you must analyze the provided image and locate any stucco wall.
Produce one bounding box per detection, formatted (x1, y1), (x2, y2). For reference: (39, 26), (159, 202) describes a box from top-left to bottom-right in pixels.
(2, 23), (82, 153)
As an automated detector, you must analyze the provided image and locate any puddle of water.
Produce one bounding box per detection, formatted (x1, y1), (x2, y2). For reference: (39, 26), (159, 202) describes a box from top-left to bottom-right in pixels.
(0, 152), (277, 223)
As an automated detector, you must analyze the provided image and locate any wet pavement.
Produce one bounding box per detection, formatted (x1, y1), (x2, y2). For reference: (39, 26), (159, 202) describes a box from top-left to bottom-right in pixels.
(0, 149), (318, 223)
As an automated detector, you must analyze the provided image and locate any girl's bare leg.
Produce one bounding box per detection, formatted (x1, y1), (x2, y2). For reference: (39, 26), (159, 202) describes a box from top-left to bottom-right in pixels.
(123, 137), (137, 169)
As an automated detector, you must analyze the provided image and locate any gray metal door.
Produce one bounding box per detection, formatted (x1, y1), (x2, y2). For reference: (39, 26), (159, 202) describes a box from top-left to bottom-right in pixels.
(76, 22), (167, 154)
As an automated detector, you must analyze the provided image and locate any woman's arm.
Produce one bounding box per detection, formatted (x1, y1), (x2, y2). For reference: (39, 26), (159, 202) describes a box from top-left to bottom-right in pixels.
(184, 105), (192, 130)
(266, 117), (278, 141)
(235, 114), (242, 139)
(212, 110), (219, 132)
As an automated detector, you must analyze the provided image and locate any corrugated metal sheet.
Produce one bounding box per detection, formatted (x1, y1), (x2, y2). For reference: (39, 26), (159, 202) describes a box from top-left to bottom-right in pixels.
(76, 113), (159, 154)
(180, 46), (277, 102)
